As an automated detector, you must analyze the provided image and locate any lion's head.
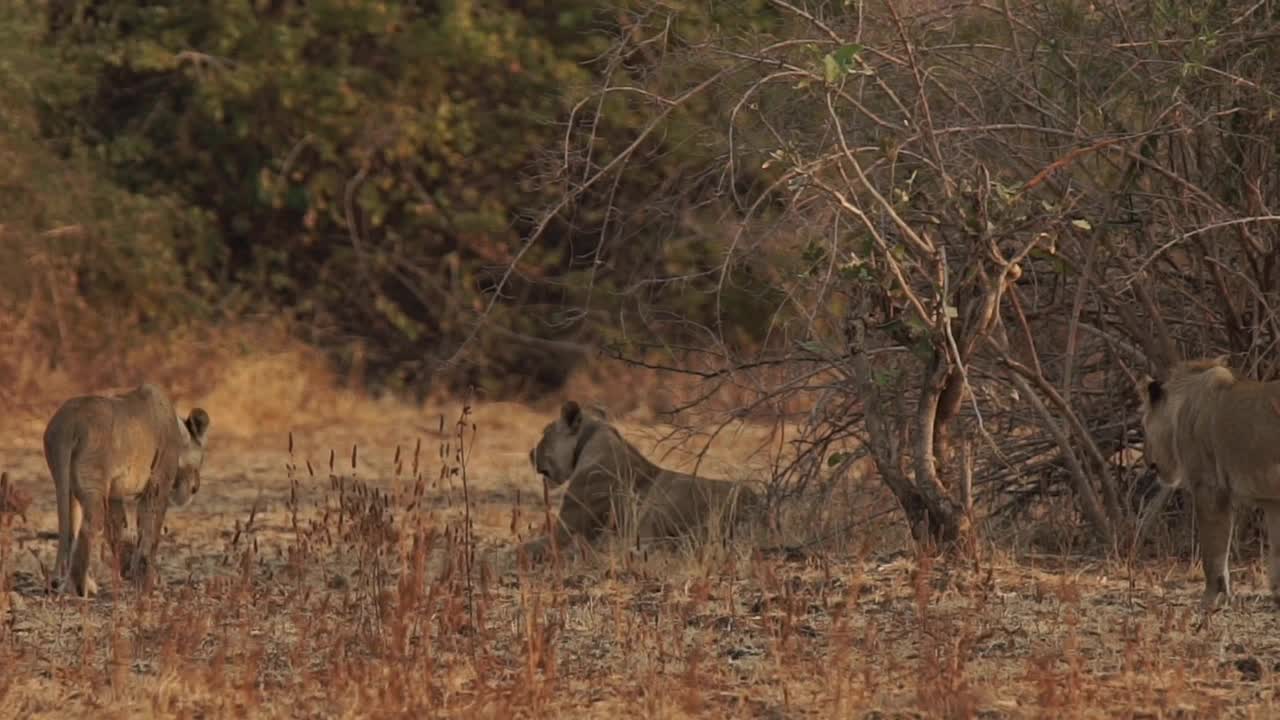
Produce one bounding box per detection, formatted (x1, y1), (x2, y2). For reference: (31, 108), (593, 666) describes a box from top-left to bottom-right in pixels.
(1137, 355), (1235, 489)
(530, 400), (601, 487)
(172, 407), (211, 506)
(1137, 372), (1181, 488)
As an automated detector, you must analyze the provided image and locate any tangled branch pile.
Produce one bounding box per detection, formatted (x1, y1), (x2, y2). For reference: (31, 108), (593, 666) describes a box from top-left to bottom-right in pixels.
(540, 0), (1280, 549)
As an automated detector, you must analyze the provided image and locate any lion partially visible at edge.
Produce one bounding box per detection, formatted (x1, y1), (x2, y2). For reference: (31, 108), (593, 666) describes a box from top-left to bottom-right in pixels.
(1138, 355), (1280, 610)
(518, 401), (763, 563)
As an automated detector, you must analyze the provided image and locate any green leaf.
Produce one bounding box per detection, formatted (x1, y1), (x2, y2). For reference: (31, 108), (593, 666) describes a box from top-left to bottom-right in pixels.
(801, 240), (827, 265)
(798, 339), (826, 356)
(873, 368), (900, 387)
(128, 41), (178, 71)
(993, 181), (1019, 205)
(822, 54), (841, 83)
(831, 43), (863, 69)
(821, 43), (863, 82)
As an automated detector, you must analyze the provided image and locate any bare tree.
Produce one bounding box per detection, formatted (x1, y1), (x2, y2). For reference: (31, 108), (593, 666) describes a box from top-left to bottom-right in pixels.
(477, 0), (1280, 554)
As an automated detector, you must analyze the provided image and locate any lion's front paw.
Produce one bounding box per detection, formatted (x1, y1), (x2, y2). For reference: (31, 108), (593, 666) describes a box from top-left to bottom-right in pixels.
(61, 575), (98, 599)
(51, 573), (97, 598)
(125, 552), (152, 584)
(1200, 586), (1229, 613)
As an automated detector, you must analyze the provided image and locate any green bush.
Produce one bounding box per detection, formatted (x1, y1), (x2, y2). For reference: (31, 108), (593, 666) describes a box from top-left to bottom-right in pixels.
(19, 0), (781, 397)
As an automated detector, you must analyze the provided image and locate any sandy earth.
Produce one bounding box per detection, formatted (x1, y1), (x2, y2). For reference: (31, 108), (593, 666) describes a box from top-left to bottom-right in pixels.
(1, 388), (1279, 718)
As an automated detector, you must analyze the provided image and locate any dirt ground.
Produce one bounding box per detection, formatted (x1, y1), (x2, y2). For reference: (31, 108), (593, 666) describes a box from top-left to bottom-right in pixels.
(2, 375), (1280, 718)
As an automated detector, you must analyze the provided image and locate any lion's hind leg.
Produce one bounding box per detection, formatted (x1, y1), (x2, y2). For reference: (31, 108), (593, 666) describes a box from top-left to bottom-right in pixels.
(68, 485), (107, 598)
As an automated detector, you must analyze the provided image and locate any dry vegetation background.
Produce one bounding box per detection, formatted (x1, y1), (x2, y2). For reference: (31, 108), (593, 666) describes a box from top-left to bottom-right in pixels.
(8, 0), (1280, 717)
(0, 328), (1279, 719)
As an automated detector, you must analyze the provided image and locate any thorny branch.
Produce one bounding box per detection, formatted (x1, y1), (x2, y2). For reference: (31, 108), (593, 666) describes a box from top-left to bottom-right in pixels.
(501, 0), (1280, 553)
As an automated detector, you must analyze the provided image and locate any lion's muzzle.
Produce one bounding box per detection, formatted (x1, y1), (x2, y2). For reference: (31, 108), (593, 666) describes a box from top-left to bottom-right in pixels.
(530, 448), (550, 479)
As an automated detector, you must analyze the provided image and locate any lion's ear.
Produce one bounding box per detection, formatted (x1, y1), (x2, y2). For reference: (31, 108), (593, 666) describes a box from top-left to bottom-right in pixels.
(1210, 354), (1230, 368)
(185, 408), (211, 445)
(561, 400), (582, 430)
(1144, 379), (1164, 406)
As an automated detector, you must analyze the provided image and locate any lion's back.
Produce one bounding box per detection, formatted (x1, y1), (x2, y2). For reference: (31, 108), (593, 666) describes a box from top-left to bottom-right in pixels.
(44, 385), (179, 490)
(643, 470), (760, 535)
(1210, 380), (1280, 498)
(1158, 361), (1280, 499)
(44, 395), (113, 452)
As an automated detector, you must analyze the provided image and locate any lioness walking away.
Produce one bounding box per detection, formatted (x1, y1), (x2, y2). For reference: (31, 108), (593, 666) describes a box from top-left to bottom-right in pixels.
(44, 383), (211, 597)
(1138, 356), (1280, 610)
(520, 400), (761, 563)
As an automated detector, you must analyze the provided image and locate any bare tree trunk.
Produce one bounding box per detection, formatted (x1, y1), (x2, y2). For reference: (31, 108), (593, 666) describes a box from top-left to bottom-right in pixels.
(911, 352), (966, 544)
(847, 309), (963, 545)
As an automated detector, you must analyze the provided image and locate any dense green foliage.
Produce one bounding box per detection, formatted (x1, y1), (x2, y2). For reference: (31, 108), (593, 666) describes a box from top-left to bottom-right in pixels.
(2, 0), (779, 397)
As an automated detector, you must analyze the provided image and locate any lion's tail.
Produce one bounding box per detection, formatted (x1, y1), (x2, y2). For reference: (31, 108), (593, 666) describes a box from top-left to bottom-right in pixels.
(43, 414), (79, 579)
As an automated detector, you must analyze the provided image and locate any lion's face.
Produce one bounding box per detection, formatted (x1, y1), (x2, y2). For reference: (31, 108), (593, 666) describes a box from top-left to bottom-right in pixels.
(1138, 375), (1181, 487)
(1137, 356), (1232, 489)
(530, 401), (586, 487)
(173, 408), (211, 507)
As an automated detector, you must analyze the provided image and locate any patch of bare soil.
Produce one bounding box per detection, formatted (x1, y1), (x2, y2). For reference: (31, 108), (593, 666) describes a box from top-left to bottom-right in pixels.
(1, 386), (1278, 718)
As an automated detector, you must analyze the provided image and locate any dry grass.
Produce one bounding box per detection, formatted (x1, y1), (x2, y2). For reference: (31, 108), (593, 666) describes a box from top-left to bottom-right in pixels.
(2, 332), (1280, 718)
